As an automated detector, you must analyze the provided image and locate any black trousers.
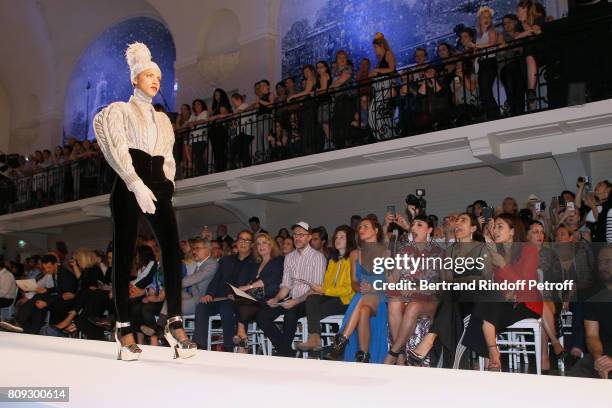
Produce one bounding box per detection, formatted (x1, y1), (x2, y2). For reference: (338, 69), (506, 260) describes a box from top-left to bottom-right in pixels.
(304, 294), (347, 334)
(500, 61), (525, 116)
(256, 302), (306, 357)
(16, 297), (48, 334)
(0, 298), (13, 308)
(110, 149), (182, 335)
(463, 301), (539, 357)
(478, 58), (499, 120)
(193, 300), (237, 352)
(191, 141), (208, 176)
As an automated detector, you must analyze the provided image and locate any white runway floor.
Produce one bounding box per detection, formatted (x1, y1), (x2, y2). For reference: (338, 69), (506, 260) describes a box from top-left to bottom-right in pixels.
(0, 332), (609, 407)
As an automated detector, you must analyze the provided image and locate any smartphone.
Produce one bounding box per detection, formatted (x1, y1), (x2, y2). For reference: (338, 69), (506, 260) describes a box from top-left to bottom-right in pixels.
(567, 202), (575, 211)
(534, 202), (542, 213)
(482, 207), (494, 222)
(558, 195), (566, 209)
(386, 205), (396, 215)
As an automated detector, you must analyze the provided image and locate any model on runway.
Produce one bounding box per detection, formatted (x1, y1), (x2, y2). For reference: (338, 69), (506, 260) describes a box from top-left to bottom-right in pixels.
(93, 42), (196, 361)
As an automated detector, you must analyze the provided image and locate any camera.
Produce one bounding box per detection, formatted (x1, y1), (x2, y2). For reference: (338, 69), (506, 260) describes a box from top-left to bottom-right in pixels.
(415, 189), (426, 211)
(578, 176), (592, 192)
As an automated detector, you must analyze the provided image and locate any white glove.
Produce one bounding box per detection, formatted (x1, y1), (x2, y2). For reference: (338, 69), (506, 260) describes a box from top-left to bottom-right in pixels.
(128, 180), (157, 214)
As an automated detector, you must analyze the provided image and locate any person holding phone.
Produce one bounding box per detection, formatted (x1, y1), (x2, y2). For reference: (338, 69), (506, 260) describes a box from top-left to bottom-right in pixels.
(385, 215), (443, 365)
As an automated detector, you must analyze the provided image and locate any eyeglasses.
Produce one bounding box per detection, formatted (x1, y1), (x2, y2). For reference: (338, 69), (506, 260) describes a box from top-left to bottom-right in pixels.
(293, 233), (310, 238)
(237, 237), (252, 243)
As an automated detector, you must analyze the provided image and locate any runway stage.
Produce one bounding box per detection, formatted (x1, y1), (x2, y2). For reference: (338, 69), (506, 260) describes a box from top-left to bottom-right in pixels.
(0, 332), (609, 408)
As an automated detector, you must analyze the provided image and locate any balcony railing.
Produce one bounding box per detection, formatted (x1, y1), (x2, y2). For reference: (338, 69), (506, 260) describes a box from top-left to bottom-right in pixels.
(1, 11), (611, 215)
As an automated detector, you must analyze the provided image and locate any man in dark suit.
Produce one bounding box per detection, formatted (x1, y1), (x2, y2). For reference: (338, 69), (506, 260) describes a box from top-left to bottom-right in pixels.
(193, 230), (256, 351)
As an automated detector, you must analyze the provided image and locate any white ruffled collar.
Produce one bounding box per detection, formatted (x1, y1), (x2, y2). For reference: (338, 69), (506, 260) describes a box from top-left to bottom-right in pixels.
(132, 88), (153, 106)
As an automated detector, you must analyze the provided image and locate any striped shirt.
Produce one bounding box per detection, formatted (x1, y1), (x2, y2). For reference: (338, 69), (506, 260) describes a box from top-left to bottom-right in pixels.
(281, 245), (327, 299)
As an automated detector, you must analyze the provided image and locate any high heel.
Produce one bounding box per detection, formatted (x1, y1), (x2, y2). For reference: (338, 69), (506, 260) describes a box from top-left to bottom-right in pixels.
(164, 316), (196, 359)
(115, 322), (141, 361)
(406, 349), (427, 367)
(323, 333), (349, 360)
(355, 350), (370, 363)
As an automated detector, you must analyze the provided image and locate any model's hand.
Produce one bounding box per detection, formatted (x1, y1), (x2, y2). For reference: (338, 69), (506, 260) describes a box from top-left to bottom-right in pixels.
(129, 180), (157, 214)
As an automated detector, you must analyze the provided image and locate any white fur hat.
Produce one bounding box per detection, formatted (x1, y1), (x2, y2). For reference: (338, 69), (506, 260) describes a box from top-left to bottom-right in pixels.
(125, 42), (161, 84)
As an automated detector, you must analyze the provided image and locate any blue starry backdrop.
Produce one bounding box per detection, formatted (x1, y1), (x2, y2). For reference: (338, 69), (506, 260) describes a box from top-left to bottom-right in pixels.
(279, 0), (567, 79)
(64, 17), (176, 142)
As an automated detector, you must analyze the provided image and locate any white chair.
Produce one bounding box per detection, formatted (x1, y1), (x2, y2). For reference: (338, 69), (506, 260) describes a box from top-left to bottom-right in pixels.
(0, 287), (18, 321)
(206, 314), (223, 351)
(478, 318), (542, 374)
(320, 315), (344, 347)
(183, 314), (196, 339)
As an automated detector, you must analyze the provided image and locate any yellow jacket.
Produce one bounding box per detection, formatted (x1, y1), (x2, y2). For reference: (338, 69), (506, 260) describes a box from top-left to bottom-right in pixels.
(322, 257), (355, 305)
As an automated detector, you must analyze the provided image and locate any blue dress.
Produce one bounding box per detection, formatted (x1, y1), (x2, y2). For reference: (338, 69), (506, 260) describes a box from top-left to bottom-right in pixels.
(340, 261), (388, 363)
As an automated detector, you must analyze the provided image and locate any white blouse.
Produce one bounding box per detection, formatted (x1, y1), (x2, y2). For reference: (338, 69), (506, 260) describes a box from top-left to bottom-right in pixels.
(93, 89), (176, 188)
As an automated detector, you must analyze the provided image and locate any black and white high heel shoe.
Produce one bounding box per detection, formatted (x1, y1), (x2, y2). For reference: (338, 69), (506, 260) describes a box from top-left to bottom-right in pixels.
(163, 316), (196, 359)
(115, 321), (142, 361)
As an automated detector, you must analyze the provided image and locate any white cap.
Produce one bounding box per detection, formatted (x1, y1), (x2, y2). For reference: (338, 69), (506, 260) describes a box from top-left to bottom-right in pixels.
(125, 42), (161, 84)
(291, 221), (311, 232)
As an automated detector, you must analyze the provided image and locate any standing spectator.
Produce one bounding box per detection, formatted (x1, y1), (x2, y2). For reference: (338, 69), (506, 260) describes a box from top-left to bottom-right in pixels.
(451, 58), (479, 125)
(516, 0), (546, 111)
(275, 81), (288, 104)
(356, 57), (373, 98)
(331, 50), (355, 149)
(229, 93), (254, 168)
(208, 88), (233, 172)
(284, 77), (297, 98)
(52, 146), (66, 165)
(368, 33), (397, 140)
(472, 6), (500, 120)
(498, 14), (526, 115)
(257, 222), (326, 357)
(185, 98), (209, 176)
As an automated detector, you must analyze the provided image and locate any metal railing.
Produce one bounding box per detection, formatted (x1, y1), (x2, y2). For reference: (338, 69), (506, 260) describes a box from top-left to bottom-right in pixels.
(2, 12), (611, 214)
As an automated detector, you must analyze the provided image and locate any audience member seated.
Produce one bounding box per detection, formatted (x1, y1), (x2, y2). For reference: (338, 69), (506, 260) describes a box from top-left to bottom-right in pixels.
(567, 246), (612, 379)
(0, 261), (21, 332)
(193, 230), (256, 351)
(461, 214), (542, 371)
(297, 225), (356, 352)
(326, 216), (388, 363)
(155, 238), (218, 332)
(53, 249), (111, 339)
(257, 222), (326, 357)
(233, 233), (284, 353)
(385, 215), (442, 365)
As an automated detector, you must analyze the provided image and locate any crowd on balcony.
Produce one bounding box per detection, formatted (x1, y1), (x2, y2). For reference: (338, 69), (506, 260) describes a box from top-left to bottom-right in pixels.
(1, 178), (611, 378)
(1, 1), (560, 214)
